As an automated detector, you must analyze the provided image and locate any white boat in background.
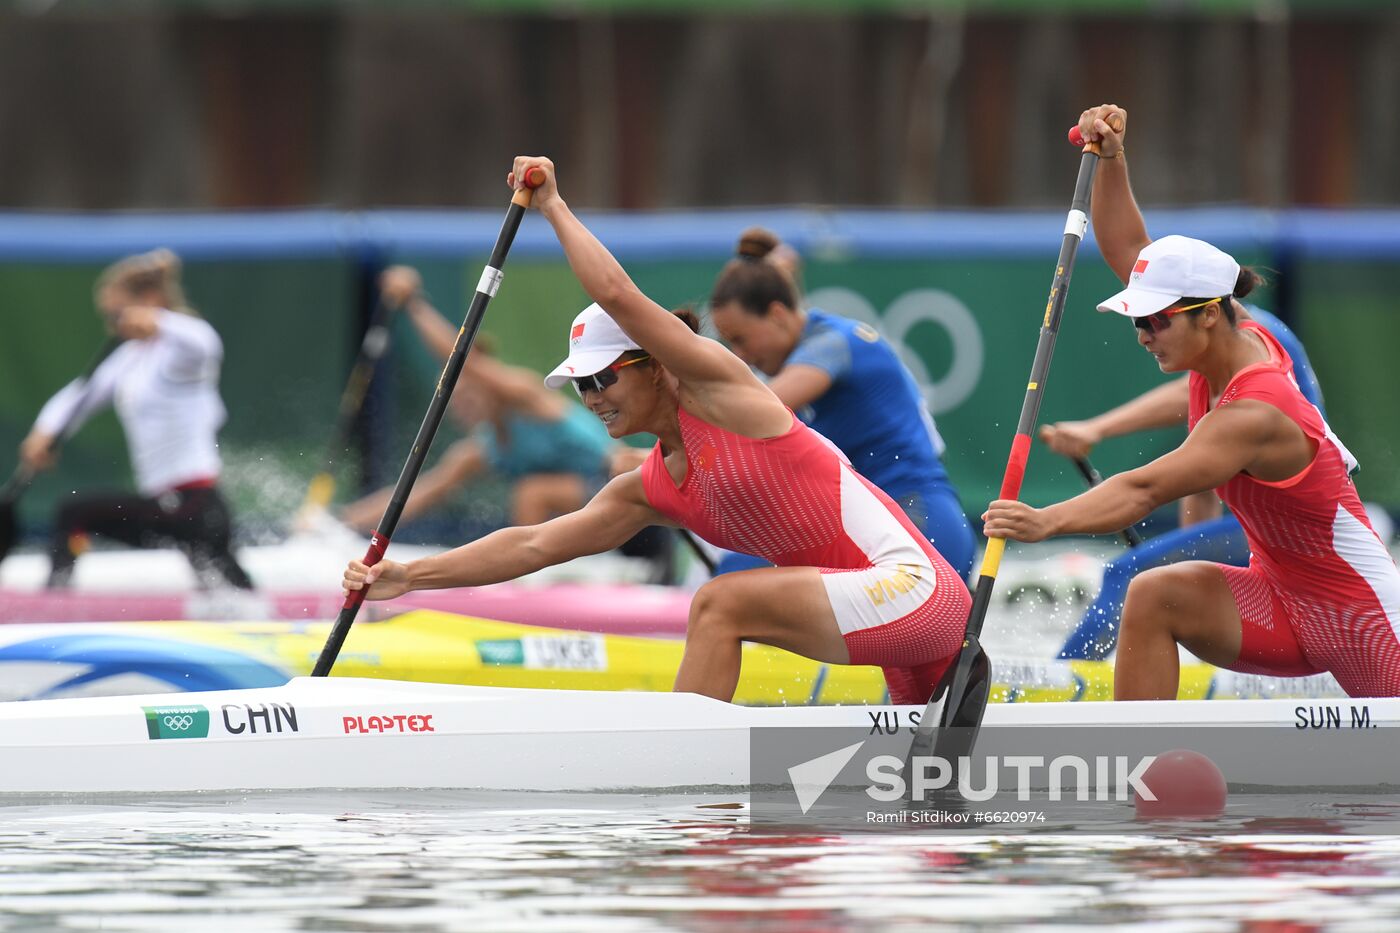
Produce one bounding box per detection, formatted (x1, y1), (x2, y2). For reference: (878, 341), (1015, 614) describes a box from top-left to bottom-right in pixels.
(1, 677), (1394, 796)
(0, 536), (1104, 654)
(0, 539), (657, 596)
(0, 534), (692, 631)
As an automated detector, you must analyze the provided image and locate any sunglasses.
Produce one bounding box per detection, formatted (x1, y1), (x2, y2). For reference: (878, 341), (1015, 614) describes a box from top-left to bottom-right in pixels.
(571, 355), (651, 396)
(1132, 297), (1227, 334)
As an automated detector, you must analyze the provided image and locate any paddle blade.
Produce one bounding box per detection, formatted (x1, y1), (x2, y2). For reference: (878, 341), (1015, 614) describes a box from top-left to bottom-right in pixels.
(303, 472), (336, 512)
(0, 465), (36, 565)
(0, 500), (16, 564)
(902, 636), (992, 800)
(934, 639), (990, 749)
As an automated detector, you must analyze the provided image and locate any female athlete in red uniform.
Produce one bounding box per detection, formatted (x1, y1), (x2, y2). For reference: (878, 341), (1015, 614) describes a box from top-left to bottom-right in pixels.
(343, 157), (970, 704)
(983, 108), (1400, 699)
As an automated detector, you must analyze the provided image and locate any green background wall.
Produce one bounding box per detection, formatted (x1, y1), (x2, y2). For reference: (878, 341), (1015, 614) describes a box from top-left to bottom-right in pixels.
(0, 210), (1392, 549)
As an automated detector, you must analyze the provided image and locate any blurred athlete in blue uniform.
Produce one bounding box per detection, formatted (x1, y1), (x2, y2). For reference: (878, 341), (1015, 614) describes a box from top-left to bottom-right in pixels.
(707, 228), (975, 581)
(1046, 303), (1325, 660)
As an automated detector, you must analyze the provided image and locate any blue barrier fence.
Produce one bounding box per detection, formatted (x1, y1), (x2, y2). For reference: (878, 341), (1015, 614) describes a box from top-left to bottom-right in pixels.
(5, 206), (1400, 262)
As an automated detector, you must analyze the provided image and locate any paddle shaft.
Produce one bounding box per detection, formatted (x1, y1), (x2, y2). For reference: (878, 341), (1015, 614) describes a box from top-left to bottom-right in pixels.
(0, 337), (124, 560)
(963, 149), (1101, 641)
(1072, 456), (1144, 548)
(677, 528), (716, 574)
(0, 463), (34, 510)
(312, 175), (541, 677)
(301, 296), (400, 511)
(1, 335), (123, 501)
(912, 118), (1122, 757)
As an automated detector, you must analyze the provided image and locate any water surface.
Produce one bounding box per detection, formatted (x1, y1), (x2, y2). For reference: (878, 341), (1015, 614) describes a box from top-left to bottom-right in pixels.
(4, 792), (1400, 931)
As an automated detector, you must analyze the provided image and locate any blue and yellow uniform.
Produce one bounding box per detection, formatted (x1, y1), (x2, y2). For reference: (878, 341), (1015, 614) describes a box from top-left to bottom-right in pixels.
(718, 309), (975, 580)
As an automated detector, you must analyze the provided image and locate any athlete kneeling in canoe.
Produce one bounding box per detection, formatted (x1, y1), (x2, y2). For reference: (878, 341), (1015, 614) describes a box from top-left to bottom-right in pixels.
(343, 157), (971, 704)
(982, 137), (1400, 699)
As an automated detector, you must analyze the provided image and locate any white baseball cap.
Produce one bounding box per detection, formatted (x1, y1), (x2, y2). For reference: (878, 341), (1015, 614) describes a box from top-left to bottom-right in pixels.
(1097, 235), (1240, 318)
(543, 303), (643, 389)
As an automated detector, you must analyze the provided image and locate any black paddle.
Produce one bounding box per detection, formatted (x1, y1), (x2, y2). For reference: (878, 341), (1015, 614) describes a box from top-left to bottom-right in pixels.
(1072, 456), (1144, 548)
(299, 295), (401, 515)
(312, 169), (544, 676)
(677, 529), (716, 574)
(0, 336), (124, 564)
(904, 116), (1122, 786)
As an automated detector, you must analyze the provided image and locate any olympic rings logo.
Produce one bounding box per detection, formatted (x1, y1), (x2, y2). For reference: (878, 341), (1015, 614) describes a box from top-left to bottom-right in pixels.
(144, 705), (209, 741)
(803, 287), (985, 415)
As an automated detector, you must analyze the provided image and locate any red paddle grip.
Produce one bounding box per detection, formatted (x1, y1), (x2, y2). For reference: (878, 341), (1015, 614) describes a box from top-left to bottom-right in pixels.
(1068, 113), (1125, 149)
(998, 434), (1032, 501)
(341, 531), (390, 611)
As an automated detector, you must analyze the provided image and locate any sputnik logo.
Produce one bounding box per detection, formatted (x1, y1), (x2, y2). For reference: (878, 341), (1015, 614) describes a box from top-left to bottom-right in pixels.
(788, 741), (866, 814)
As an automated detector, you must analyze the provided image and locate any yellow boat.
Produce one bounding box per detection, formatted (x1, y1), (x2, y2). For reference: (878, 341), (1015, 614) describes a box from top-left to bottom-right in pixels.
(6, 610), (1343, 705)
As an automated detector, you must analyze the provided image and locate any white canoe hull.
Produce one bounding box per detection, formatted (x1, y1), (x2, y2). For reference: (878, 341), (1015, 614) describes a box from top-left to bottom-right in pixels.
(1, 677), (1395, 796)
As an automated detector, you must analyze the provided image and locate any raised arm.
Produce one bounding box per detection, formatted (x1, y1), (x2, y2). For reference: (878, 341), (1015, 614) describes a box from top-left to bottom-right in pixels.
(462, 352), (567, 422)
(135, 308), (223, 382)
(1076, 104), (1150, 284)
(343, 470), (663, 599)
(403, 299), (462, 364)
(376, 265), (469, 365)
(508, 158), (750, 390)
(381, 268), (567, 422)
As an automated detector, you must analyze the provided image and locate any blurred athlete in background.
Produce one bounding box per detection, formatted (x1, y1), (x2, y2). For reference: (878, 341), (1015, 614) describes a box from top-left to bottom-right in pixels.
(20, 249), (253, 590)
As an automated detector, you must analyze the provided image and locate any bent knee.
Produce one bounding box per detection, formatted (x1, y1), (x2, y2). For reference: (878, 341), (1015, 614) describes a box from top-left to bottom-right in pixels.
(688, 578), (745, 639)
(1122, 563), (1225, 632)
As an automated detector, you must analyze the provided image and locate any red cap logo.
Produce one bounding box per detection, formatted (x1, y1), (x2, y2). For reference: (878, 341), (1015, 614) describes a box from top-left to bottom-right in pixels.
(1132, 259), (1149, 277)
(570, 323), (586, 343)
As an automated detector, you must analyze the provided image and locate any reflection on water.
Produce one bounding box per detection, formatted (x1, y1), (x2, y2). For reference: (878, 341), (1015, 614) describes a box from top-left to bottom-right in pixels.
(3, 792), (1400, 932)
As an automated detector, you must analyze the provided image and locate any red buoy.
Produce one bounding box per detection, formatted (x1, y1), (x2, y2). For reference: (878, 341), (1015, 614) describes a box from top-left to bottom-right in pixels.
(1134, 749), (1228, 820)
